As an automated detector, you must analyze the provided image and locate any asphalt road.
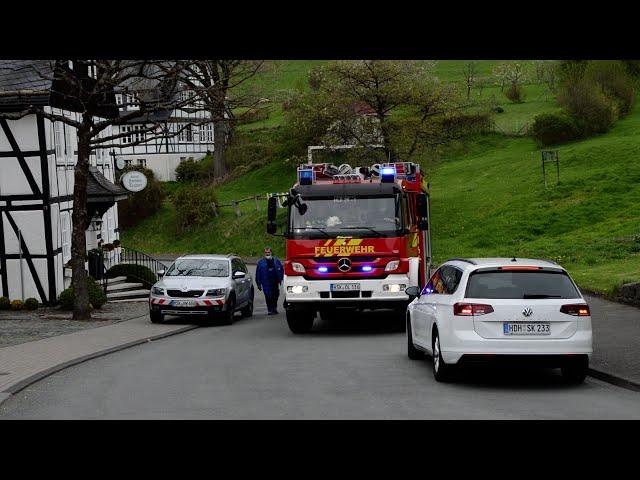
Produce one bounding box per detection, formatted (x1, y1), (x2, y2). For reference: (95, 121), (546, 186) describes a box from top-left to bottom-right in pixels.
(2, 286), (640, 419)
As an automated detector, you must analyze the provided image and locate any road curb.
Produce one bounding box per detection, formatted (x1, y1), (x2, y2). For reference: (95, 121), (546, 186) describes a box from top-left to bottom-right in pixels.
(587, 368), (640, 393)
(0, 323), (199, 408)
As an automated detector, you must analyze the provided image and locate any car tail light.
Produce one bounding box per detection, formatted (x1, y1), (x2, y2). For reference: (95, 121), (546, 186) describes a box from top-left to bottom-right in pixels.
(560, 304), (590, 316)
(453, 303), (494, 316)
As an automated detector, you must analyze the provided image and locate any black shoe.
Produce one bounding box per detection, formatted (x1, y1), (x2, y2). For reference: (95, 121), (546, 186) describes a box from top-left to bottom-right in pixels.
(273, 310), (279, 314)
(267, 311), (275, 315)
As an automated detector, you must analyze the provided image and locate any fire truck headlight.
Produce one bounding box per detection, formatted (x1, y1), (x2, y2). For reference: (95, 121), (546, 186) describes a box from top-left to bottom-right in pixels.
(287, 285), (308, 294)
(383, 284), (406, 293)
(291, 262), (306, 273)
(385, 260), (400, 272)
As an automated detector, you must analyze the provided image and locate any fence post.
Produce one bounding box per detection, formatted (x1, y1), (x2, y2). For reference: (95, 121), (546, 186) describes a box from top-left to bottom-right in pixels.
(233, 201), (241, 217)
(212, 203), (218, 217)
(254, 194), (259, 211)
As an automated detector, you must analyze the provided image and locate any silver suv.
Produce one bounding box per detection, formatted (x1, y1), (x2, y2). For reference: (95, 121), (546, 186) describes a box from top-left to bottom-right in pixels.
(149, 254), (254, 324)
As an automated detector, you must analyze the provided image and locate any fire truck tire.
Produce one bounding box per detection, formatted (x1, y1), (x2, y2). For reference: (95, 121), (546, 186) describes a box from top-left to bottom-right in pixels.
(286, 309), (314, 334)
(319, 310), (333, 321)
(393, 307), (407, 331)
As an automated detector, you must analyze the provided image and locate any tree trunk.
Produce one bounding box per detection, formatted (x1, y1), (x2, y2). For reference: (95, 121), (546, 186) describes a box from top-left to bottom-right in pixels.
(213, 119), (228, 178)
(71, 123), (92, 320)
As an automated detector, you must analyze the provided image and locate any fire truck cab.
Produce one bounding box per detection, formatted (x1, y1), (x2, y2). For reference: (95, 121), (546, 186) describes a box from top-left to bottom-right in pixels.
(267, 161), (432, 334)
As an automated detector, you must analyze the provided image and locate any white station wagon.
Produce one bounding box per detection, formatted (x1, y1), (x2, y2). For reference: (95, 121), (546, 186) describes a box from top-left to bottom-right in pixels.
(405, 258), (593, 383)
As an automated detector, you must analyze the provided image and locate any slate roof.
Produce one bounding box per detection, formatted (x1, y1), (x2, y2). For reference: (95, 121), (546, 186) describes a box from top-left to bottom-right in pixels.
(87, 166), (129, 203)
(0, 60), (55, 110)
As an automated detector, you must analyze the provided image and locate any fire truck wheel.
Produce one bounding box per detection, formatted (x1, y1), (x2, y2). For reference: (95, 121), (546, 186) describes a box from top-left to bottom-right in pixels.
(319, 310), (332, 321)
(286, 310), (314, 334)
(393, 307), (407, 331)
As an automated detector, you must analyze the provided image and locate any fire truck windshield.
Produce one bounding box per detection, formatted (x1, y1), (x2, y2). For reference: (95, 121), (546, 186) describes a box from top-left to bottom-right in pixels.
(290, 194), (403, 239)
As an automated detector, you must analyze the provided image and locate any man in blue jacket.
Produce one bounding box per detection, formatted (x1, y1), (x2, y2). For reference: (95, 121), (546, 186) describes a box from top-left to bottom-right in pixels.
(255, 246), (284, 315)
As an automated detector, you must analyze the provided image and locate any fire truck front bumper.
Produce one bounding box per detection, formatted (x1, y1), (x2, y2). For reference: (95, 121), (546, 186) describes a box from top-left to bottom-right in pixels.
(283, 274), (411, 311)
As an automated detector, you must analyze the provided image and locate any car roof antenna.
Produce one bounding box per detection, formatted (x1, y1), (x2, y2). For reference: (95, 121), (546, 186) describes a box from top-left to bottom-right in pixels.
(511, 257), (517, 262)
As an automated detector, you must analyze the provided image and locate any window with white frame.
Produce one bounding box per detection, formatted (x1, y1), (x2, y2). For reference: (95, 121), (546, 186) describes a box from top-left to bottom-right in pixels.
(133, 125), (145, 144)
(178, 124), (193, 143)
(137, 158), (147, 167)
(61, 212), (71, 263)
(124, 159), (133, 167)
(54, 122), (64, 160)
(116, 94), (123, 106)
(200, 124), (213, 143)
(121, 125), (132, 144)
(64, 123), (73, 164)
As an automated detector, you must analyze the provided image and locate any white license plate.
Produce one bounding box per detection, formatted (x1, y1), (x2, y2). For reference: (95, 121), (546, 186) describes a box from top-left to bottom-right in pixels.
(330, 283), (360, 291)
(173, 300), (197, 307)
(503, 323), (550, 335)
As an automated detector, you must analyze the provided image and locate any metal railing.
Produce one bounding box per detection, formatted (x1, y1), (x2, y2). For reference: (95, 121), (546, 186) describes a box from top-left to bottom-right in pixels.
(112, 246), (166, 287)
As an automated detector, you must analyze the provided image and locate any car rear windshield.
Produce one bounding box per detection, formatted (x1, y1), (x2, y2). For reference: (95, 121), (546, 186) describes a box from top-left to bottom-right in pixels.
(165, 259), (229, 278)
(466, 270), (580, 299)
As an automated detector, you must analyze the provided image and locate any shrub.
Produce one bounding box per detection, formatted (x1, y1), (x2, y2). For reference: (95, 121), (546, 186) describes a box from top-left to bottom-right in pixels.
(107, 264), (157, 286)
(531, 112), (580, 146)
(10, 300), (24, 311)
(172, 185), (218, 233)
(175, 158), (202, 183)
(585, 61), (635, 116)
(557, 80), (617, 136)
(58, 277), (107, 310)
(24, 298), (39, 310)
(0, 296), (10, 310)
(117, 165), (165, 230)
(504, 84), (525, 103)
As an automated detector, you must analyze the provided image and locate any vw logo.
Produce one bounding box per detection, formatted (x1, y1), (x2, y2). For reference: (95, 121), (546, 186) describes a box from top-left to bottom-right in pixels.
(522, 307), (533, 317)
(337, 258), (352, 272)
(181, 285), (189, 292)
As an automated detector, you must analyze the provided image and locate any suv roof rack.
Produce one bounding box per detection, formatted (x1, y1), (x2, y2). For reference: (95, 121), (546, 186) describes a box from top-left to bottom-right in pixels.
(446, 258), (477, 265)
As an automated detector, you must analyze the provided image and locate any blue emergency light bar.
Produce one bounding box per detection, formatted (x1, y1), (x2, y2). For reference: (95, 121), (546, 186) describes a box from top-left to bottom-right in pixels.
(318, 266), (328, 273)
(361, 266), (373, 272)
(380, 166), (396, 183)
(298, 169), (314, 185)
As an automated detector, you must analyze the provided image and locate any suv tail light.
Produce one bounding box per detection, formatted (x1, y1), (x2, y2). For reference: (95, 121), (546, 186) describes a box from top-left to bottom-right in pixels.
(453, 303), (494, 316)
(560, 304), (590, 316)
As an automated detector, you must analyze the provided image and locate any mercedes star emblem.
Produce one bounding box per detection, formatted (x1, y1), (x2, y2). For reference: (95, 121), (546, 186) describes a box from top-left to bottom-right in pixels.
(337, 258), (352, 272)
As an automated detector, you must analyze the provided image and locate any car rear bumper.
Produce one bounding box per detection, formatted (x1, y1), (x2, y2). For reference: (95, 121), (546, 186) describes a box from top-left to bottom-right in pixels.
(456, 353), (590, 368)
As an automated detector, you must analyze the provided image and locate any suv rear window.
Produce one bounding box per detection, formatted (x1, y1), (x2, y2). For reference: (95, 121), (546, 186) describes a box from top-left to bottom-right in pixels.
(466, 270), (580, 299)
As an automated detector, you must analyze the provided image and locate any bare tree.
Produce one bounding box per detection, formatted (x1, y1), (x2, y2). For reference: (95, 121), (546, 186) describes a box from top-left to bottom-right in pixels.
(171, 61), (265, 178)
(0, 60), (185, 320)
(462, 61), (477, 99)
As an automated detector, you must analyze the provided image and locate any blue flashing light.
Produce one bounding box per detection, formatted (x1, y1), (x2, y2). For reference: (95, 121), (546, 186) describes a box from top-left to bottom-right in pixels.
(299, 169), (314, 185)
(380, 166), (395, 183)
(362, 265), (373, 272)
(318, 266), (329, 273)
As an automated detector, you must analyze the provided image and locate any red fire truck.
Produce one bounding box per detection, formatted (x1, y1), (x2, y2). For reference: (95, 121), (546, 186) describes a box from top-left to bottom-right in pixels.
(266, 161), (432, 333)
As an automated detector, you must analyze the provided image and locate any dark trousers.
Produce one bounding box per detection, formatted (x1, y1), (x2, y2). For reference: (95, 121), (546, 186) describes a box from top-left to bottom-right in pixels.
(264, 290), (280, 313)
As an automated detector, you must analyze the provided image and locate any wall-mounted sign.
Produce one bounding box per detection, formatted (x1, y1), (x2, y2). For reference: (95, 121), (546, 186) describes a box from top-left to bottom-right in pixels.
(121, 171), (148, 192)
(116, 157), (126, 170)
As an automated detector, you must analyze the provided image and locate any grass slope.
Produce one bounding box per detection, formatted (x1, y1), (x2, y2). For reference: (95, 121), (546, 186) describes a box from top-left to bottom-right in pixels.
(238, 60), (557, 135)
(122, 100), (640, 294)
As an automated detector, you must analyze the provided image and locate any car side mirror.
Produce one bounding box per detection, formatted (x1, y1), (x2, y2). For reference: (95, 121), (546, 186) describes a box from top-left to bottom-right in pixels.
(405, 286), (420, 299)
(268, 196), (277, 222)
(157, 269), (165, 278)
(233, 271), (246, 280)
(417, 193), (429, 231)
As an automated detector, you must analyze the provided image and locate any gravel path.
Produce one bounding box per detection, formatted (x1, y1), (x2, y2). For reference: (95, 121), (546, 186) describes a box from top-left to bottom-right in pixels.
(0, 301), (149, 348)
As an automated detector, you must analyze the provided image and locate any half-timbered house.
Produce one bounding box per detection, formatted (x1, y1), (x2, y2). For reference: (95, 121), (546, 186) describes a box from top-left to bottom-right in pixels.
(0, 60), (127, 304)
(113, 87), (214, 181)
